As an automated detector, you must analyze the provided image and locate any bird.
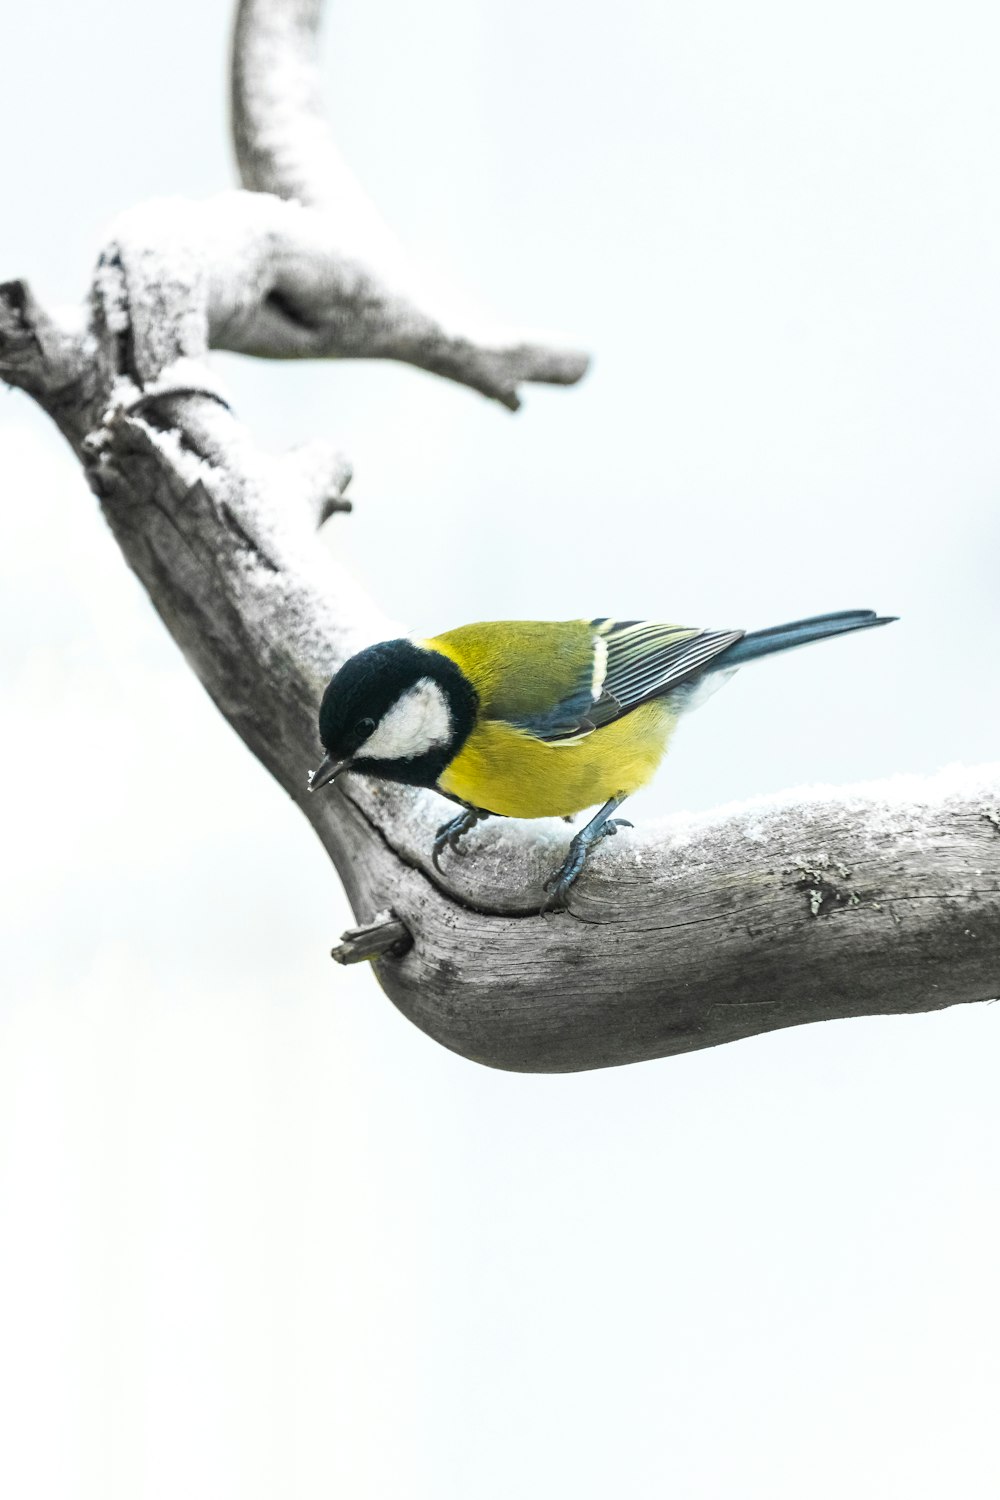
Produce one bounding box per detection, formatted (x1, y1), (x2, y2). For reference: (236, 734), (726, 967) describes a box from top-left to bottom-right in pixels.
(308, 610), (896, 908)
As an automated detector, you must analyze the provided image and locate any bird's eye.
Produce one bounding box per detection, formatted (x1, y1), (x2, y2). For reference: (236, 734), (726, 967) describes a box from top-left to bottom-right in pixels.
(356, 717), (375, 741)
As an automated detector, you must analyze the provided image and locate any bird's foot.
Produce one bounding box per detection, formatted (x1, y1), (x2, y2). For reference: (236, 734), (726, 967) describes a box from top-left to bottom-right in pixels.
(432, 807), (491, 872)
(541, 796), (632, 911)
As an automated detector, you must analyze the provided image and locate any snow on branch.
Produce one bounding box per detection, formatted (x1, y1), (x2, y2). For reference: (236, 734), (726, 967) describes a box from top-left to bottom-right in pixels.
(94, 192), (587, 410)
(1, 0), (997, 1072)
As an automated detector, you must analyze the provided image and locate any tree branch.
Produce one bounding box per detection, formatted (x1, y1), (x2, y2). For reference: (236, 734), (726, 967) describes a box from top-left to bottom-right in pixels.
(93, 192), (587, 410)
(232, 0), (390, 218)
(2, 0), (996, 1072)
(229, 0), (588, 408)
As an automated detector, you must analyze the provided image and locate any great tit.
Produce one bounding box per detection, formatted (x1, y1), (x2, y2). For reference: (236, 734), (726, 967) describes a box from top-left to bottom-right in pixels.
(308, 610), (895, 907)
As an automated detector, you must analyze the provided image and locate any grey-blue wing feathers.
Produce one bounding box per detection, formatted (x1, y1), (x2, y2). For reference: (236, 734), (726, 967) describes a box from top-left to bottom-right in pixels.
(507, 682), (600, 740)
(510, 619), (744, 742)
(506, 610), (895, 743)
(588, 620), (745, 728)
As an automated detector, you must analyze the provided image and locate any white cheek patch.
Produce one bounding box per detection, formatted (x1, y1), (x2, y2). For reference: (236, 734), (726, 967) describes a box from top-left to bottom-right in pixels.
(363, 677), (453, 761)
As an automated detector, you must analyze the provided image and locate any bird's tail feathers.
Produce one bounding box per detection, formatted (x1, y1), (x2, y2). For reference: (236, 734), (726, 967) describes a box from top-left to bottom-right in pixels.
(714, 610), (897, 669)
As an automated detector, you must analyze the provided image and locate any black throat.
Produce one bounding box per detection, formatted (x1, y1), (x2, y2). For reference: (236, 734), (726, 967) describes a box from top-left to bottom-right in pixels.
(352, 644), (478, 791)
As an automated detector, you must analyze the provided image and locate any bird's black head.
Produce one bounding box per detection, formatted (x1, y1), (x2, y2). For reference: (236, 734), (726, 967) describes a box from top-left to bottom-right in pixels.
(309, 638), (477, 793)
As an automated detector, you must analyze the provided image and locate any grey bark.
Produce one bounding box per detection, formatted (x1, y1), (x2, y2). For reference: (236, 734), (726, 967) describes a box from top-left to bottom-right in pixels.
(1, 0), (997, 1072)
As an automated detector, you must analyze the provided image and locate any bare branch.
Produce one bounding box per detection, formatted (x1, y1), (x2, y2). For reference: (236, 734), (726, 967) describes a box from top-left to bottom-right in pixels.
(229, 0), (588, 407)
(2, 0), (996, 1074)
(232, 0), (383, 218)
(0, 279), (93, 414)
(94, 192), (586, 411)
(5, 270), (997, 1072)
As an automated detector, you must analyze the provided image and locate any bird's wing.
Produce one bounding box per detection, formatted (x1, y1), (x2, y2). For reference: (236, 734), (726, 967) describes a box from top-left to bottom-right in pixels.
(427, 618), (745, 744)
(584, 619), (745, 732)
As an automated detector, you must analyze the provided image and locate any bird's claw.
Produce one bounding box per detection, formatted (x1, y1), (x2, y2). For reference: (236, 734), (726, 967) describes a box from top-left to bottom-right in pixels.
(541, 860), (584, 911)
(432, 808), (488, 872)
(540, 813), (632, 912)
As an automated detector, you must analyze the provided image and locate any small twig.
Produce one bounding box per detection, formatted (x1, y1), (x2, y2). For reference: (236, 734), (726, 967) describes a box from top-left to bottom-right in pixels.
(331, 909), (413, 965)
(316, 492), (352, 524)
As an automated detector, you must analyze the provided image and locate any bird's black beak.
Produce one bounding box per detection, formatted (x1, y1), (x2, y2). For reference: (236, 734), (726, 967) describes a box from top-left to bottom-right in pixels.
(308, 754), (352, 793)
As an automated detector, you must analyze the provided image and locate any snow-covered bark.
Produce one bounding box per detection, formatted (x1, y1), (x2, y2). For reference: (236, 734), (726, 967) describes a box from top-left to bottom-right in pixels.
(1, 0), (997, 1071)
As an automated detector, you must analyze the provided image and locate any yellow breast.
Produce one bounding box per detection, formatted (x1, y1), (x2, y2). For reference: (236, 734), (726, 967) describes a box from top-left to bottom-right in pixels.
(437, 699), (677, 819)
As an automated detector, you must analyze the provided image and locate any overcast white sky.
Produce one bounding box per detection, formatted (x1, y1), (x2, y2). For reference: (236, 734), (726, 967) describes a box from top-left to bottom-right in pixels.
(2, 1), (1000, 1496)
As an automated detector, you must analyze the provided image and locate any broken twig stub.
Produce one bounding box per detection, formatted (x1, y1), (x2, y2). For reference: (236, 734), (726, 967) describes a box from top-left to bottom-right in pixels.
(331, 909), (413, 966)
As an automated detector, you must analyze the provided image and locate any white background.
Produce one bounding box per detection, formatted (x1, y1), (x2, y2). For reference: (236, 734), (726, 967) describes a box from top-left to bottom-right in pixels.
(2, 0), (999, 1495)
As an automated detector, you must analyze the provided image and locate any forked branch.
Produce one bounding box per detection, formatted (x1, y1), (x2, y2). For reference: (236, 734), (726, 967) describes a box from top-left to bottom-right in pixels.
(1, 0), (996, 1072)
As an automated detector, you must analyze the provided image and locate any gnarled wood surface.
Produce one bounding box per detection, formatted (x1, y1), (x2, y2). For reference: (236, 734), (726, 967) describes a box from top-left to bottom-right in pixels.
(1, 0), (997, 1071)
